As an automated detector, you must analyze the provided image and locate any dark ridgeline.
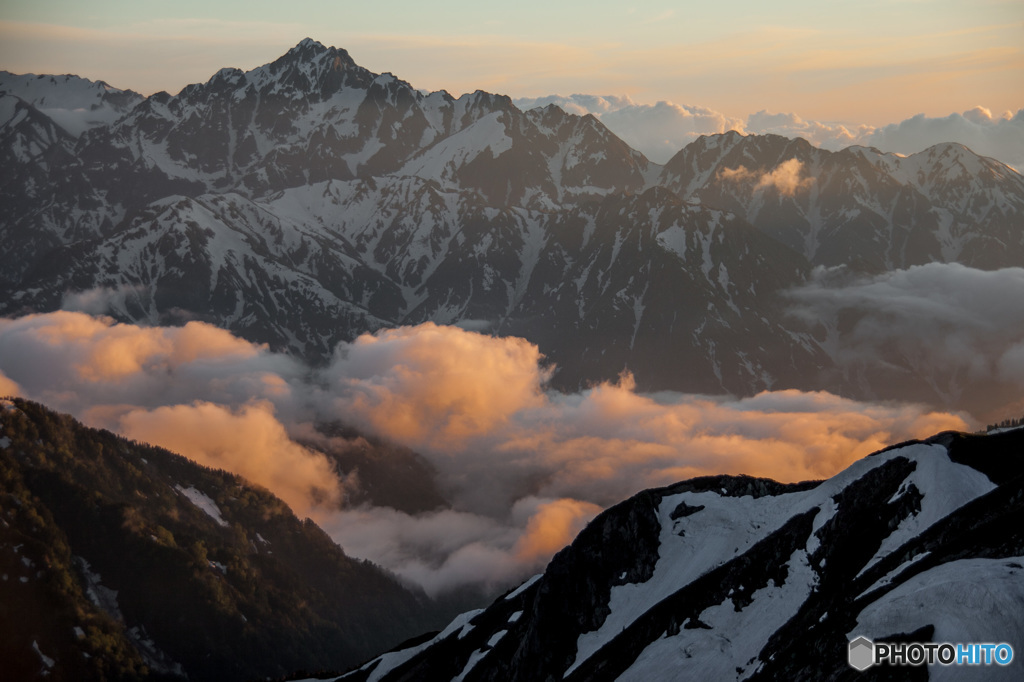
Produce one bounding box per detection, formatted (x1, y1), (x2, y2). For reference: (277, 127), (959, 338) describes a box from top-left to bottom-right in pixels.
(0, 399), (445, 681)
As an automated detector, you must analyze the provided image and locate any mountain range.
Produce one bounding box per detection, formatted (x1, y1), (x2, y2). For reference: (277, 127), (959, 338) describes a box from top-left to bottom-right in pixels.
(3, 39), (1023, 411)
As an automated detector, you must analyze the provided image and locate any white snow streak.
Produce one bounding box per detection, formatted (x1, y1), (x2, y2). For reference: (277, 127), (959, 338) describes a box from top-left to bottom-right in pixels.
(174, 485), (229, 527)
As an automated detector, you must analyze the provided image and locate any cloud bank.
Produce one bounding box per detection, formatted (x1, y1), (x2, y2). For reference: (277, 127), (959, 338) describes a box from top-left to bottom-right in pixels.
(787, 263), (1024, 413)
(860, 108), (1024, 171)
(515, 94), (744, 165)
(324, 323), (549, 450)
(749, 107), (1024, 172)
(0, 311), (969, 595)
(515, 95), (1024, 171)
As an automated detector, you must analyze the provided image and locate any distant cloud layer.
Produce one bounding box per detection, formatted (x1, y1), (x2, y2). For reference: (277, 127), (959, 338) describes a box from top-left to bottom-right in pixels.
(860, 108), (1024, 171)
(515, 95), (744, 166)
(515, 95), (1024, 171)
(0, 311), (969, 595)
(786, 263), (1024, 414)
(754, 107), (1024, 173)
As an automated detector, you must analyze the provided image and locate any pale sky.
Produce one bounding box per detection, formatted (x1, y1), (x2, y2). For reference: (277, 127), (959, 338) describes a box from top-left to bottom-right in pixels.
(0, 0), (1021, 126)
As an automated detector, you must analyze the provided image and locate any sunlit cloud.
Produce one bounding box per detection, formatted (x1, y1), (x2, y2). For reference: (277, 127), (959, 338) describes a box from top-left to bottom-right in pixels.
(120, 401), (343, 515)
(324, 322), (549, 449)
(718, 158), (814, 196)
(0, 369), (21, 397)
(0, 311), (972, 593)
(0, 311), (302, 414)
(316, 327), (963, 514)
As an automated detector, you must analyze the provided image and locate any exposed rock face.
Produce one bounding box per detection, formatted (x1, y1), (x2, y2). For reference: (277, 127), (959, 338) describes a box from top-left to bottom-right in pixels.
(342, 428), (1024, 681)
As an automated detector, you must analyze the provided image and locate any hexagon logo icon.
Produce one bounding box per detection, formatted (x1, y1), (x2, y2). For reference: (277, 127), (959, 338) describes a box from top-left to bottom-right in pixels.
(848, 636), (875, 671)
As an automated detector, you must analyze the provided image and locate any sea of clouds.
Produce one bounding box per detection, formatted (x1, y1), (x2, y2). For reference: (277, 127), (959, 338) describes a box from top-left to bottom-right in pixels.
(4, 264), (1024, 595)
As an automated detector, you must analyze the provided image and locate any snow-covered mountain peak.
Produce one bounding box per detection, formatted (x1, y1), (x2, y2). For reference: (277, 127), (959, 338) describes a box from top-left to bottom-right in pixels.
(170, 38), (371, 105)
(457, 89), (516, 115)
(280, 38), (358, 72)
(296, 36), (327, 50)
(0, 70), (143, 136)
(209, 67), (245, 85)
(275, 36), (338, 67)
(0, 71), (138, 107)
(699, 128), (745, 149)
(2, 39), (663, 214)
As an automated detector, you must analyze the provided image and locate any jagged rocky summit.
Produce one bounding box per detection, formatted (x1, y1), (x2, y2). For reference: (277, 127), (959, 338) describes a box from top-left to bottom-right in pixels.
(334, 427), (1024, 681)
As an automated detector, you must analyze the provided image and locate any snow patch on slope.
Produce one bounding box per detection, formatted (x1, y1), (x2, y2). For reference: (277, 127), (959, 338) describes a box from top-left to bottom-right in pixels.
(619, 548), (817, 682)
(400, 111), (512, 183)
(857, 444), (996, 576)
(346, 608), (485, 682)
(175, 485), (229, 527)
